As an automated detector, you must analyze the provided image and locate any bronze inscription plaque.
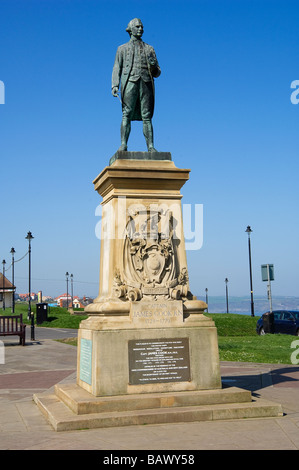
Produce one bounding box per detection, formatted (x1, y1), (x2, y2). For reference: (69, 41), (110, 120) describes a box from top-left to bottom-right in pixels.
(128, 338), (191, 385)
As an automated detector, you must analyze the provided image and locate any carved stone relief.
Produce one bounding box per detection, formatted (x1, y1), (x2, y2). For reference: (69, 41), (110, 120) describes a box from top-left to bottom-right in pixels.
(112, 205), (190, 301)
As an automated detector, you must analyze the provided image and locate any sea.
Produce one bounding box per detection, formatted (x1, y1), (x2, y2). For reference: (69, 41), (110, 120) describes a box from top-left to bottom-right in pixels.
(195, 296), (299, 316)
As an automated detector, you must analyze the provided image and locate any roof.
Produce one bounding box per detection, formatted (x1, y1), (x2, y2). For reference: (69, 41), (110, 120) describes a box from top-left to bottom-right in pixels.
(0, 273), (16, 291)
(55, 293), (72, 299)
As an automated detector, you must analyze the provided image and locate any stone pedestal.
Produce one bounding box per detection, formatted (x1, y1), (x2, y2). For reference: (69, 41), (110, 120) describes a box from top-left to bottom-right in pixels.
(78, 153), (221, 395)
(77, 301), (221, 397)
(34, 152), (283, 431)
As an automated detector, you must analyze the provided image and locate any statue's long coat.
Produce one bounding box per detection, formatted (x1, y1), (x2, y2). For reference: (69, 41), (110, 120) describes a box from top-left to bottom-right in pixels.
(112, 40), (161, 121)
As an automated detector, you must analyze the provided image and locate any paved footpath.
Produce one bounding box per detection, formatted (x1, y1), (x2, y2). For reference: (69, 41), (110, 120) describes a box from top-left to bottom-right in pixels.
(0, 327), (299, 451)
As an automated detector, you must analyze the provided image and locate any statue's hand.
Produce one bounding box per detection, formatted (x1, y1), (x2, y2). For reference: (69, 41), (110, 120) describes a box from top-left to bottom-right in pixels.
(148, 54), (157, 67)
(112, 87), (119, 97)
(148, 56), (157, 67)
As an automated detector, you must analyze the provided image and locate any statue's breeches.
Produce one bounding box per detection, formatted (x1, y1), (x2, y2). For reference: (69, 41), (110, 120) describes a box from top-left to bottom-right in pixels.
(122, 79), (154, 121)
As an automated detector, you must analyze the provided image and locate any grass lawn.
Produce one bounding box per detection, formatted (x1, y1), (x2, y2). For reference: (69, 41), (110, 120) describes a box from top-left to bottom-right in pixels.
(217, 335), (296, 364)
(1, 302), (87, 329)
(1, 305), (297, 364)
(207, 313), (297, 364)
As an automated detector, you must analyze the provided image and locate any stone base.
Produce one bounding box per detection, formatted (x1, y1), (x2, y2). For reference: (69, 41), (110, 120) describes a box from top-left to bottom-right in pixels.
(33, 384), (283, 432)
(76, 302), (222, 396)
(109, 151), (172, 165)
(33, 301), (283, 432)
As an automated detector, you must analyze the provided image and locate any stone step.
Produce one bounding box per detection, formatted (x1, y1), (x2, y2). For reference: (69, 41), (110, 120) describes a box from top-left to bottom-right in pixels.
(54, 383), (253, 415)
(33, 391), (283, 432)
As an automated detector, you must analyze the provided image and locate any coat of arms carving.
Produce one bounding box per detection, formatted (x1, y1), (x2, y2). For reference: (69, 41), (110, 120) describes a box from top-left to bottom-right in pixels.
(112, 205), (190, 301)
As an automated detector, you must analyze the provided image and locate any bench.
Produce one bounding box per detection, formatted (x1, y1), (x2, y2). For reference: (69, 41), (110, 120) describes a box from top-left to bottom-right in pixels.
(0, 314), (26, 346)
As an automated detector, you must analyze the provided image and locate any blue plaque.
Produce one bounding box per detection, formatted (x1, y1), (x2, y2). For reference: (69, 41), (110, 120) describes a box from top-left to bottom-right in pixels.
(80, 338), (92, 385)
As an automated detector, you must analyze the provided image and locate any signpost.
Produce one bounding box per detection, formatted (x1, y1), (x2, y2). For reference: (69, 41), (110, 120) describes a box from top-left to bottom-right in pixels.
(261, 264), (274, 313)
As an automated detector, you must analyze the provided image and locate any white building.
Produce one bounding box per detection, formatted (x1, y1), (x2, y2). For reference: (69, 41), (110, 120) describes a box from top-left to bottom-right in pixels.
(0, 273), (16, 309)
(55, 293), (72, 308)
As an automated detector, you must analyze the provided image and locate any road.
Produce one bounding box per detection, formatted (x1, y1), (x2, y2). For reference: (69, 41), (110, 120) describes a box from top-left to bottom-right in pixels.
(25, 326), (78, 341)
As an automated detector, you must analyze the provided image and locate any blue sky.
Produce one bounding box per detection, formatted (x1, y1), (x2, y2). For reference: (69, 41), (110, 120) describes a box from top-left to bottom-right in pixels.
(1, 0), (298, 301)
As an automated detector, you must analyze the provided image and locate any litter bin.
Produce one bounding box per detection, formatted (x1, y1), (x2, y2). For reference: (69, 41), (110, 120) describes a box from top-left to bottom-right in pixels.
(36, 303), (48, 324)
(262, 311), (274, 333)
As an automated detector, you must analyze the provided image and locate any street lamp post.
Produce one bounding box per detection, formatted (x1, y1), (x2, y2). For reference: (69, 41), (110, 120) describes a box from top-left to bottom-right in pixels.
(245, 226), (255, 317)
(25, 231), (34, 340)
(2, 259), (6, 311)
(10, 248), (15, 313)
(66, 272), (69, 310)
(205, 287), (208, 313)
(225, 278), (229, 313)
(70, 274), (73, 309)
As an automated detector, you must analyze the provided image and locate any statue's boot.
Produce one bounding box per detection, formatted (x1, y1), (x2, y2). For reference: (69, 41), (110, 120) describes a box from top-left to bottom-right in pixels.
(118, 117), (131, 151)
(143, 119), (157, 152)
(118, 144), (128, 151)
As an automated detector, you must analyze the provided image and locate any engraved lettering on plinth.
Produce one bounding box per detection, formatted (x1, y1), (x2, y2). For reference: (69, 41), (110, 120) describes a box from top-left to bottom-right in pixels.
(128, 338), (191, 385)
(130, 301), (183, 327)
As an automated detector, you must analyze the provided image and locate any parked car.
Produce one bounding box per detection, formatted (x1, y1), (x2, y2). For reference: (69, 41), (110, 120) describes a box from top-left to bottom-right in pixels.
(256, 310), (299, 336)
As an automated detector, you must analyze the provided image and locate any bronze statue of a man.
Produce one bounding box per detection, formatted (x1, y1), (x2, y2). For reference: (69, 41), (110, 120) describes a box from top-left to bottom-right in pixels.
(112, 18), (161, 152)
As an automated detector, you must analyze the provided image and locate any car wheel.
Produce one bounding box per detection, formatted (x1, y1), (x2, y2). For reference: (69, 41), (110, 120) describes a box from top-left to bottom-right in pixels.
(259, 327), (266, 336)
